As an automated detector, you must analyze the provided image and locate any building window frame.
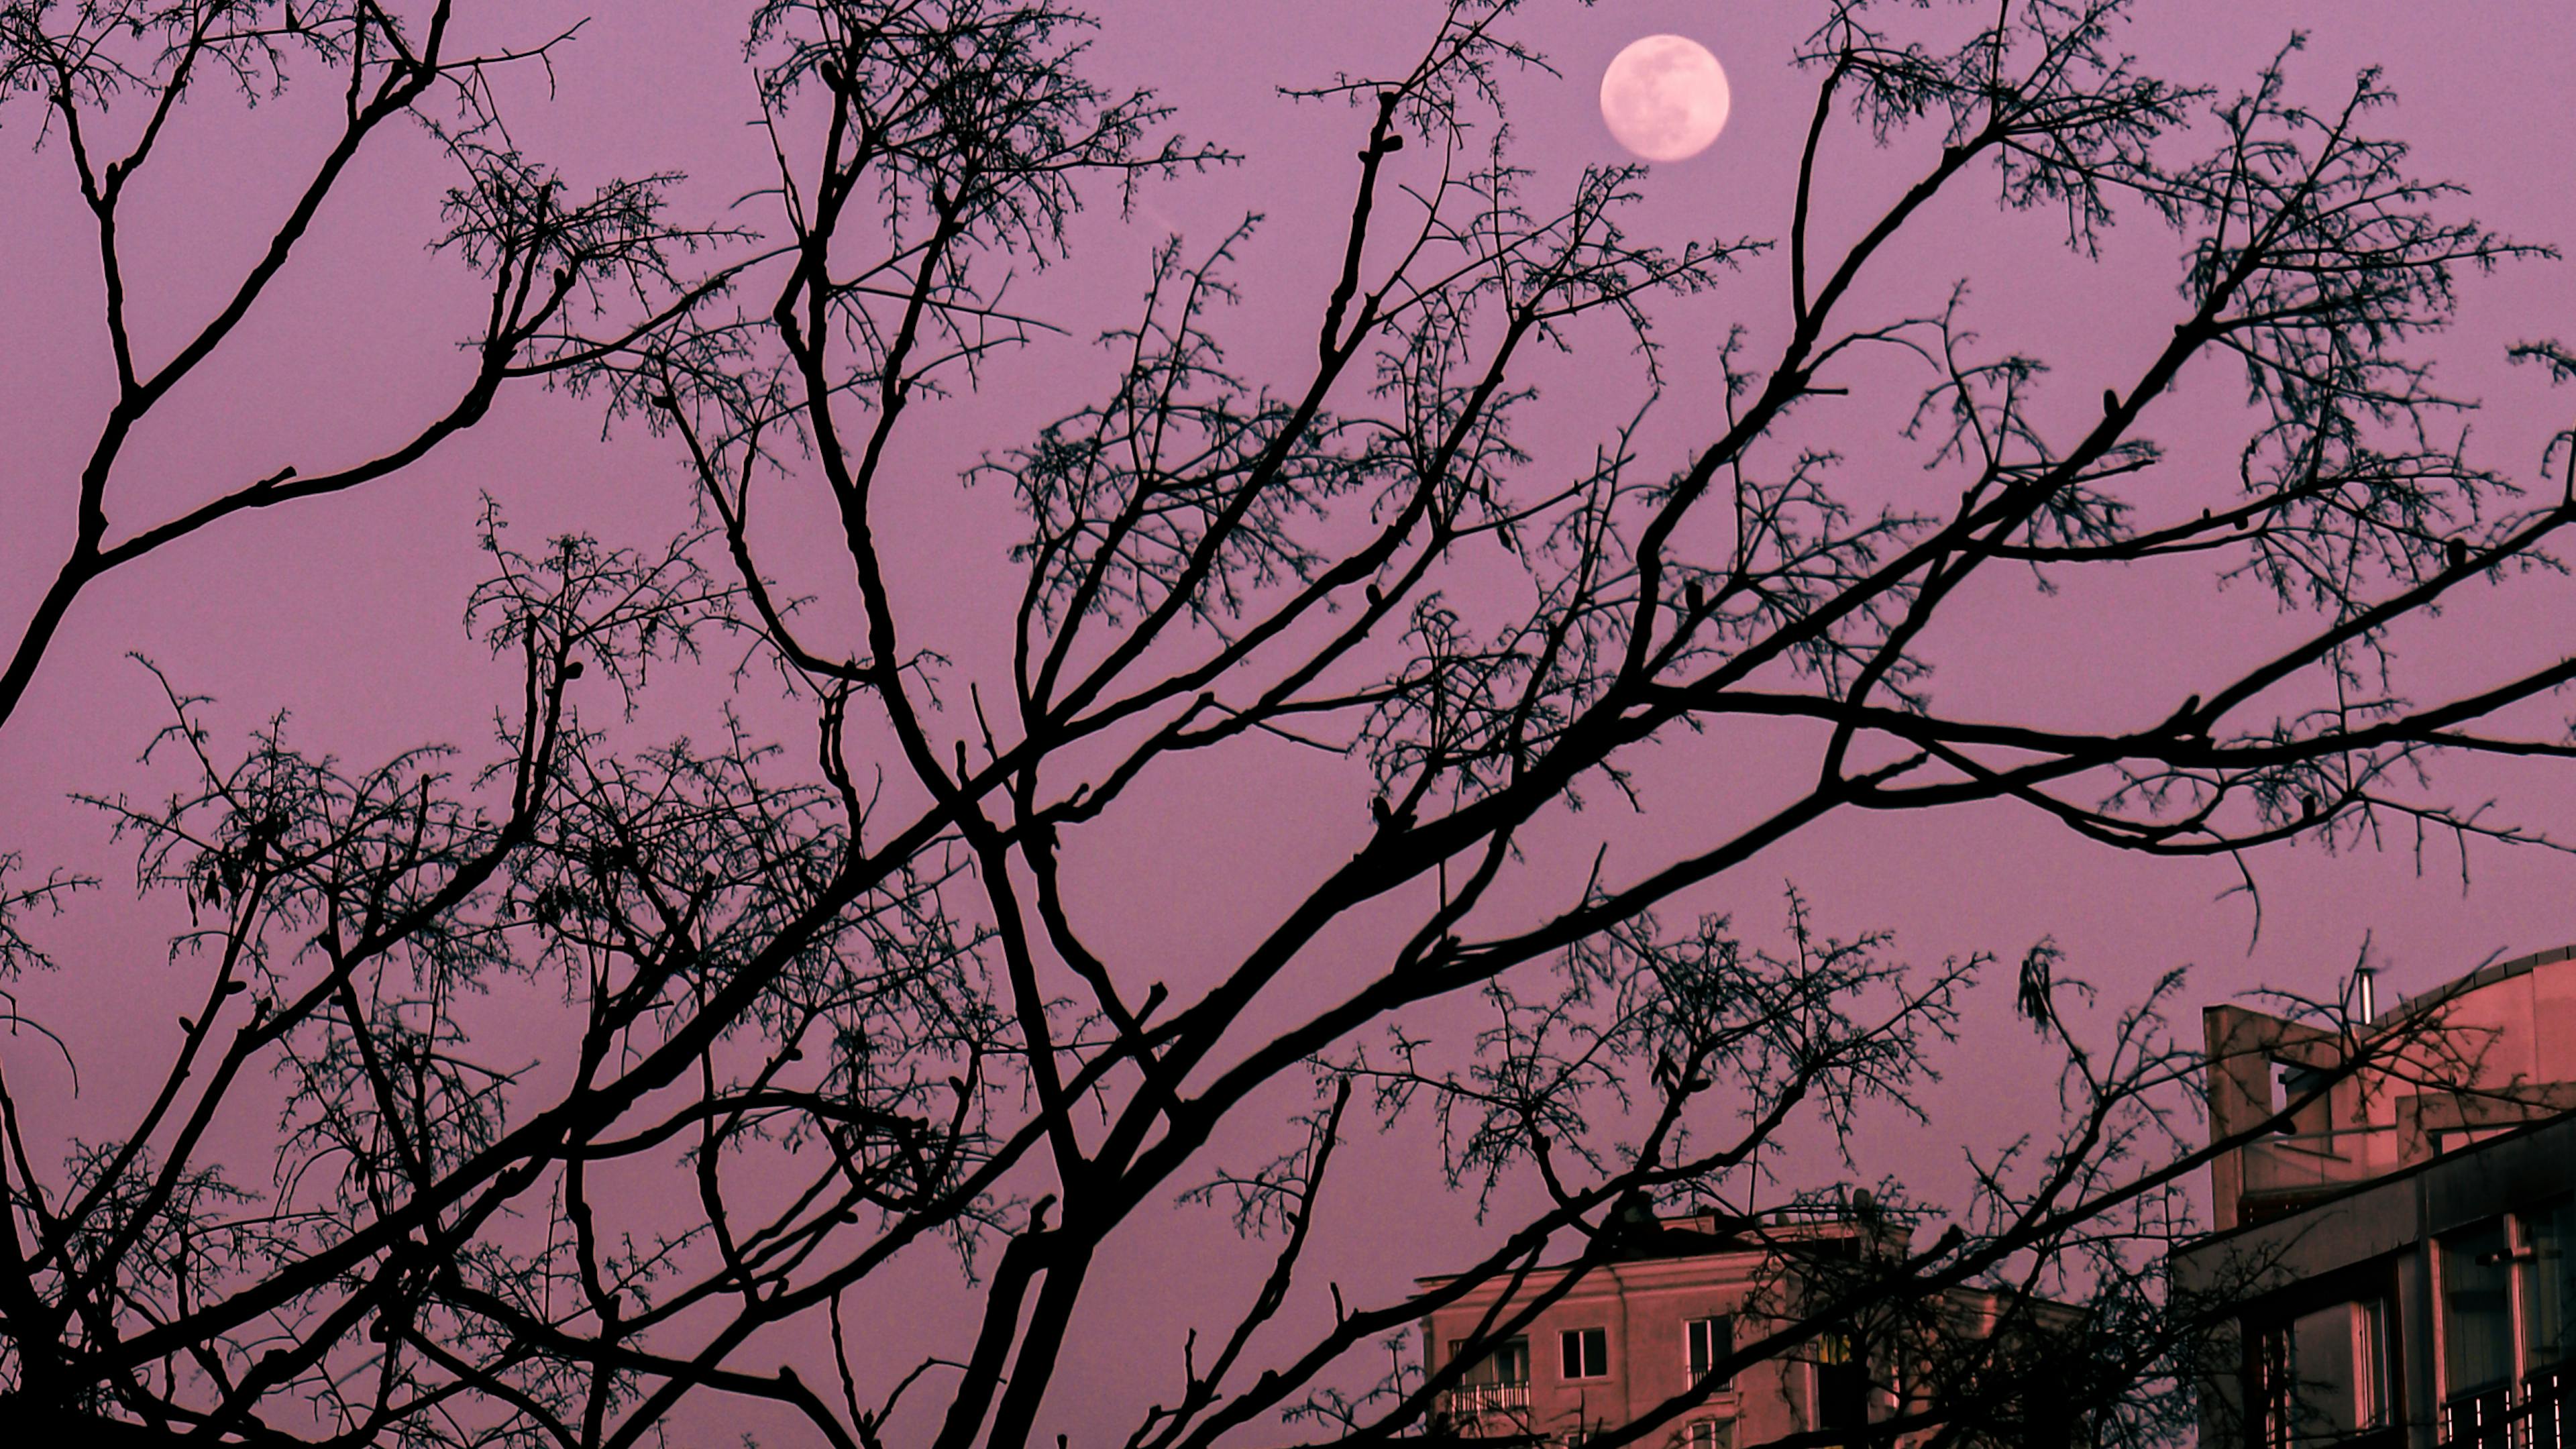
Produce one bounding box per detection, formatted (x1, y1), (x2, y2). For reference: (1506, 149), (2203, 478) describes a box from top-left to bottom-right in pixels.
(1561, 1325), (1611, 1381)
(1810, 1330), (1868, 1434)
(1686, 1314), (1735, 1393)
(1442, 1334), (1531, 1424)
(2522, 1197), (2576, 1377)
(1448, 1334), (1531, 1388)
(2432, 1201), (2576, 1447)
(2249, 1260), (2401, 1449)
(1680, 1417), (1732, 1449)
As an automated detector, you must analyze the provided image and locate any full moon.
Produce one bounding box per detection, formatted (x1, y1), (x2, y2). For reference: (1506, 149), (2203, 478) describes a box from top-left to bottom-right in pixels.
(1599, 35), (1731, 163)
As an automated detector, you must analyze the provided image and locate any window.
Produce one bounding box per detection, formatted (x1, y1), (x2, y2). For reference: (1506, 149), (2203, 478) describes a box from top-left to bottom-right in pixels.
(1687, 1316), (1734, 1390)
(1681, 1419), (1733, 1449)
(1813, 1331), (1868, 1433)
(2259, 1298), (2392, 1446)
(1450, 1335), (1530, 1388)
(1560, 1326), (1609, 1380)
(2355, 1299), (2393, 1430)
(1445, 1336), (1530, 1421)
(2524, 1199), (2576, 1373)
(2442, 1221), (2516, 1398)
(2437, 1208), (2576, 1445)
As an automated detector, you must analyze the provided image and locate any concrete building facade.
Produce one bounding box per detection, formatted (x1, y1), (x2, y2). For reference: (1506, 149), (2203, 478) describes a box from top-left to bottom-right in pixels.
(2176, 946), (2576, 1448)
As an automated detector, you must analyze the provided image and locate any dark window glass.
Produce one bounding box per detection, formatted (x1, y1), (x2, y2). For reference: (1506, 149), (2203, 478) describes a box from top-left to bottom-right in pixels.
(1560, 1326), (1609, 1379)
(1450, 1336), (1529, 1387)
(2524, 1200), (2576, 1372)
(2444, 1221), (2516, 1395)
(1815, 1332), (1867, 1431)
(2257, 1322), (2290, 1449)
(2262, 1300), (2391, 1444)
(2357, 1298), (2393, 1430)
(1688, 1316), (1734, 1389)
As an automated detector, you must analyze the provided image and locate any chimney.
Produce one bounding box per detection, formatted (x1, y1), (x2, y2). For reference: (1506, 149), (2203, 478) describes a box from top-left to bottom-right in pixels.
(2355, 965), (2378, 1024)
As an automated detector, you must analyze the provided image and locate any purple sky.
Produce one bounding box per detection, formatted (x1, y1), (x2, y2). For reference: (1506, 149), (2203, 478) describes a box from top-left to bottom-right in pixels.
(6, 3), (2576, 1443)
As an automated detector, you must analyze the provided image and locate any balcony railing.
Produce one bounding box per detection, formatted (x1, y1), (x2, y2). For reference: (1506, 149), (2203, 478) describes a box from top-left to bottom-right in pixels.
(2439, 1367), (2568, 1449)
(1442, 1383), (1532, 1421)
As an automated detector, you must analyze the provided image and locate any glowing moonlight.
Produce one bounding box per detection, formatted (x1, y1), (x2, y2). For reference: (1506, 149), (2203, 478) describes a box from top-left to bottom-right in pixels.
(1600, 34), (1731, 162)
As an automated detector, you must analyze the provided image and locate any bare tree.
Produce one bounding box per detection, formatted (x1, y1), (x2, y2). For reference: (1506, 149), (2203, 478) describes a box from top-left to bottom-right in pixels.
(3, 0), (2573, 1445)
(0, 0), (739, 733)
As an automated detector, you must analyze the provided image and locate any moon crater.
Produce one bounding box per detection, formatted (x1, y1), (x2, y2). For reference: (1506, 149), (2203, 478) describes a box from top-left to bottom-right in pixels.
(1600, 35), (1731, 163)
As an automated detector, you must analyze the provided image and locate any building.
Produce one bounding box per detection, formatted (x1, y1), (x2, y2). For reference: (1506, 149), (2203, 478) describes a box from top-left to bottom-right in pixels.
(2174, 945), (2576, 1448)
(1415, 1203), (2057, 1448)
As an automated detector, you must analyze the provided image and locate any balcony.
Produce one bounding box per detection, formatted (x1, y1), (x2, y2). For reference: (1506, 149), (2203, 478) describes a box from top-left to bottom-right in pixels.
(1442, 1383), (1532, 1424)
(2240, 1128), (2396, 1199)
(2439, 1368), (2569, 1449)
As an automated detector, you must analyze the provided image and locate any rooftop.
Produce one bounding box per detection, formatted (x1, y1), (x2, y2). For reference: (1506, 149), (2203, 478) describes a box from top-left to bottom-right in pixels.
(2367, 941), (2576, 1030)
